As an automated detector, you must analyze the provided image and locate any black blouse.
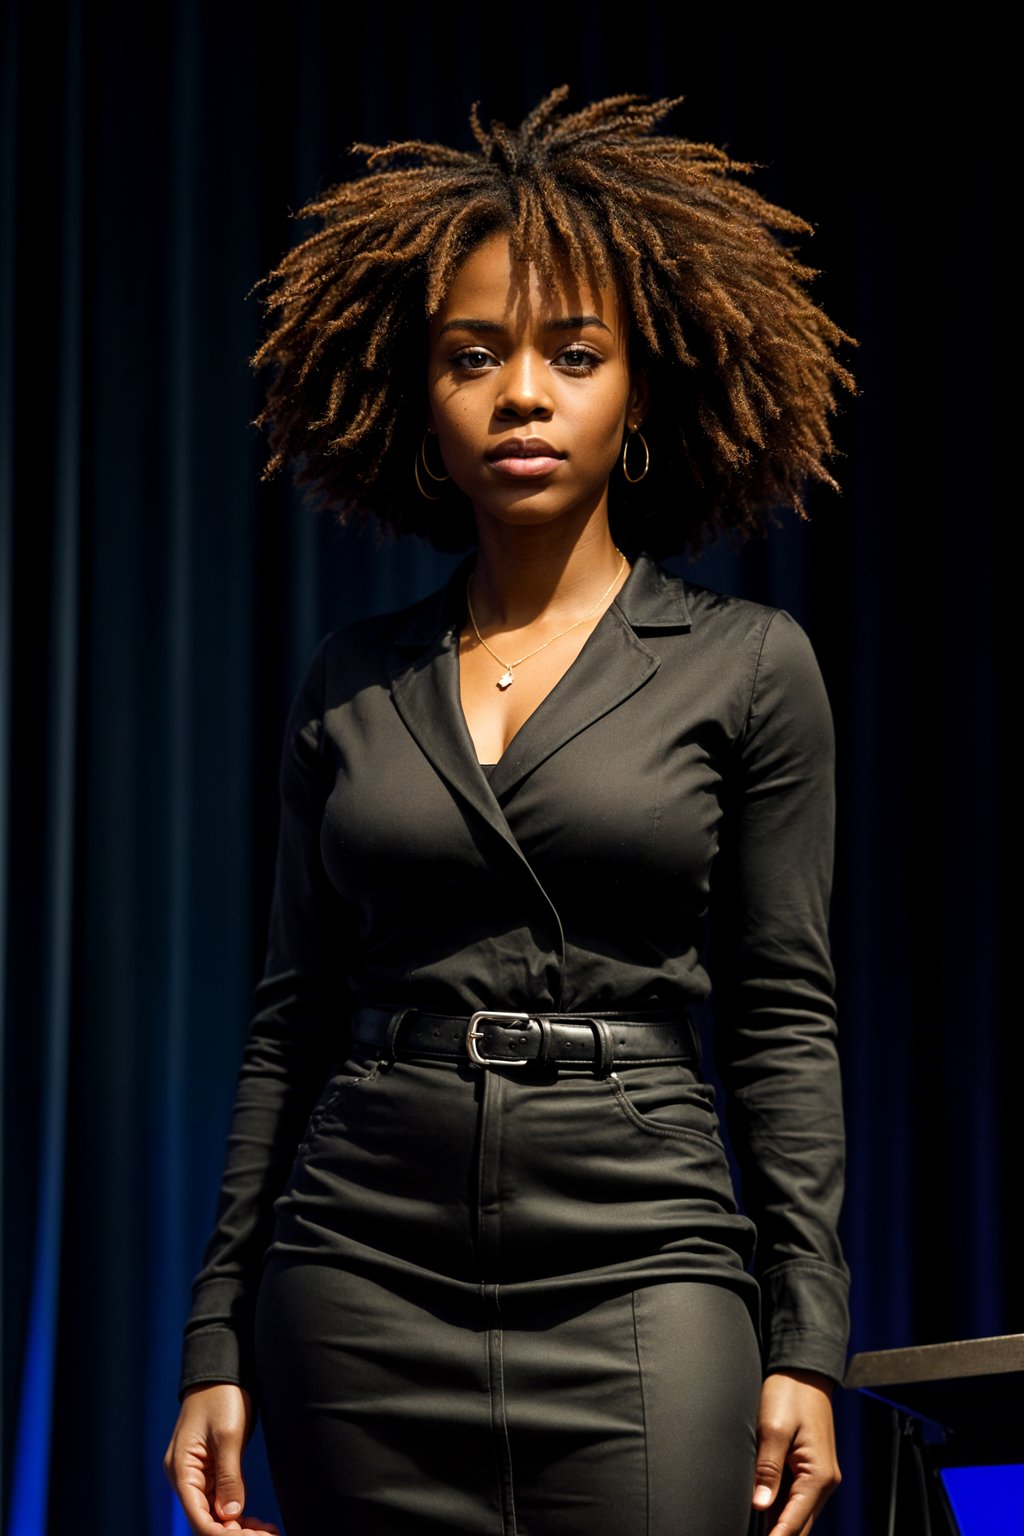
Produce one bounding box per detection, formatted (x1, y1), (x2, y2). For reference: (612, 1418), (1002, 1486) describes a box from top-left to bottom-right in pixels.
(179, 552), (850, 1395)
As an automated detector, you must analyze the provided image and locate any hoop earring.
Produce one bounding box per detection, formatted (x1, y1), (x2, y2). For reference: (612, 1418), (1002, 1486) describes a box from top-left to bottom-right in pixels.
(423, 433), (451, 479)
(415, 431), (449, 501)
(414, 450), (444, 500)
(621, 428), (650, 484)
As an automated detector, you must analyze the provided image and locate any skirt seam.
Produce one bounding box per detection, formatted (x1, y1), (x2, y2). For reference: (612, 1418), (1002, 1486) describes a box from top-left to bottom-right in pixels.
(630, 1288), (651, 1536)
(488, 1322), (518, 1535)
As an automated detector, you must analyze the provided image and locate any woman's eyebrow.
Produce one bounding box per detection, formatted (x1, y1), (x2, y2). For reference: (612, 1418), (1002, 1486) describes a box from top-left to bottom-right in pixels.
(437, 314), (612, 337)
(545, 315), (611, 334)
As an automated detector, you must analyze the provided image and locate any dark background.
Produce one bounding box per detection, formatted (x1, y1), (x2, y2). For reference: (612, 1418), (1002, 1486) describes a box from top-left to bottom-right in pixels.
(1, 3), (1012, 1532)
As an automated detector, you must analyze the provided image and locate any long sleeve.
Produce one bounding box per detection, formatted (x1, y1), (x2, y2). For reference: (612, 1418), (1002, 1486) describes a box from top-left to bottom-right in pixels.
(179, 635), (351, 1398)
(708, 608), (850, 1385)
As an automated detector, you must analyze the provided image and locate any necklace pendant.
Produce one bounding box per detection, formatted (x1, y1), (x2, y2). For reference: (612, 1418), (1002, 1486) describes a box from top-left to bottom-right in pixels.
(497, 669), (514, 690)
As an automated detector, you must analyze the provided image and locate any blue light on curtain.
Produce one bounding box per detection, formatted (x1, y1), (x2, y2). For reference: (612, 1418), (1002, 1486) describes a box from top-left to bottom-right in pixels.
(0, 0), (14, 1501)
(5, 3), (83, 1529)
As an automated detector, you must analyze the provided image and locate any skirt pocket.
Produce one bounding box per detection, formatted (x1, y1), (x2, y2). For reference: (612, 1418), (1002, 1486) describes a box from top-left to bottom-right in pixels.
(608, 1063), (723, 1145)
(296, 1051), (383, 1155)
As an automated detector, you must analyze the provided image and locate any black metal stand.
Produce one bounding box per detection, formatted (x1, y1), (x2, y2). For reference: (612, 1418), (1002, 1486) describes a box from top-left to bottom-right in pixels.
(846, 1334), (1024, 1534)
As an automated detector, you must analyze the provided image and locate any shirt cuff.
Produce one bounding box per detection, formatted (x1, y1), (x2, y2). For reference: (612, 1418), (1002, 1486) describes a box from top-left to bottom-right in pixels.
(178, 1324), (255, 1402)
(760, 1258), (851, 1385)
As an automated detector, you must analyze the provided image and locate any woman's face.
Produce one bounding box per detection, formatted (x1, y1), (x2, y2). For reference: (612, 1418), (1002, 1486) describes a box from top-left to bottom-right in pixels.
(426, 231), (645, 535)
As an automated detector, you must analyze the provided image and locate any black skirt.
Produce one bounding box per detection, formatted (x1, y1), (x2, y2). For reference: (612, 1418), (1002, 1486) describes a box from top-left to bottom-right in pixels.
(254, 1040), (764, 1535)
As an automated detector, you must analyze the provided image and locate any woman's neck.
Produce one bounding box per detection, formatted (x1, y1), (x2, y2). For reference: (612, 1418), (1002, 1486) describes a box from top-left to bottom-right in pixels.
(468, 512), (626, 631)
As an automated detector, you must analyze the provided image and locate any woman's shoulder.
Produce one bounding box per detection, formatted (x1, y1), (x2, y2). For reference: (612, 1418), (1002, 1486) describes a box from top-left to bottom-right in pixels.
(292, 563), (465, 700)
(642, 563), (830, 744)
(320, 590), (441, 659)
(645, 561), (818, 669)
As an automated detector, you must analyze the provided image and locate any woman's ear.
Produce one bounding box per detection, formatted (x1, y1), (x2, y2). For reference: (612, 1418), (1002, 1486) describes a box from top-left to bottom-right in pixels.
(627, 369), (649, 428)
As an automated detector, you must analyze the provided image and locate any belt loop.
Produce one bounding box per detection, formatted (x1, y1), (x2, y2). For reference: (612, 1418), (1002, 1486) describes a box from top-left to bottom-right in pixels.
(685, 1011), (702, 1067)
(588, 1018), (614, 1078)
(535, 1016), (553, 1066)
(381, 1007), (416, 1066)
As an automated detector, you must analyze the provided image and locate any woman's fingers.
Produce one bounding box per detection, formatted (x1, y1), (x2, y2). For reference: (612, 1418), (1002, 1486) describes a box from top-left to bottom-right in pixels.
(765, 1469), (832, 1536)
(168, 1427), (242, 1533)
(753, 1370), (841, 1536)
(209, 1418), (247, 1526)
(177, 1484), (236, 1534)
(165, 1384), (278, 1535)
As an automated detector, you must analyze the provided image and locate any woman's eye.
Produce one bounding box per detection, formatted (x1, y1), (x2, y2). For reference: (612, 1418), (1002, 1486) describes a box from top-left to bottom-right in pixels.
(452, 349), (495, 372)
(557, 347), (600, 372)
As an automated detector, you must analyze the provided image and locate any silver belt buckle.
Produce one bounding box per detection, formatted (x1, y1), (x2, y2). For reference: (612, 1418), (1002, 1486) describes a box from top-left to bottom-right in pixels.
(466, 1010), (534, 1067)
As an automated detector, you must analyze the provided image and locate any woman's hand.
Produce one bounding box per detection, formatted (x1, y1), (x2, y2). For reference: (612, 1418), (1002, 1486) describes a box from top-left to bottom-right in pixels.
(164, 1384), (280, 1534)
(751, 1370), (841, 1536)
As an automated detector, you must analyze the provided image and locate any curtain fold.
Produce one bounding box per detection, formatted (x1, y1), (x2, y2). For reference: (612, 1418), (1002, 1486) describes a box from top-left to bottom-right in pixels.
(5, 4), (84, 1529)
(0, 0), (14, 1507)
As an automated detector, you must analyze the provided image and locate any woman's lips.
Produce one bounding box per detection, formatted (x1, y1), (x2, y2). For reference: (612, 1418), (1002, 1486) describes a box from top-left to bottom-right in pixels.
(486, 440), (564, 478)
(488, 455), (562, 477)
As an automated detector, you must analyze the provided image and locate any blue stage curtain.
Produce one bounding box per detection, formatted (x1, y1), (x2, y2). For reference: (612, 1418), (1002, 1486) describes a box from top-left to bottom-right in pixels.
(1, 4), (1009, 1531)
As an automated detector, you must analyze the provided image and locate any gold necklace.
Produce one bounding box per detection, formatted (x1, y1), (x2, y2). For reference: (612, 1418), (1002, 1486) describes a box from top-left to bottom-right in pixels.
(465, 550), (627, 690)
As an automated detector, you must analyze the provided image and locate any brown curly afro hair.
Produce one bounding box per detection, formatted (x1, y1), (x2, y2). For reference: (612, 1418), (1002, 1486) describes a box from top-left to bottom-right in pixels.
(251, 86), (855, 557)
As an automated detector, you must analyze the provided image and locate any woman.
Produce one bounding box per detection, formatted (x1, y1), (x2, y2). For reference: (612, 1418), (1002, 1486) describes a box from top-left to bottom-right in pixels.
(165, 88), (853, 1536)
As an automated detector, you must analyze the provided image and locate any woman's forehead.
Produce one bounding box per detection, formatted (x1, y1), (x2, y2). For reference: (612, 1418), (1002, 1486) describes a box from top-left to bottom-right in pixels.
(432, 230), (624, 334)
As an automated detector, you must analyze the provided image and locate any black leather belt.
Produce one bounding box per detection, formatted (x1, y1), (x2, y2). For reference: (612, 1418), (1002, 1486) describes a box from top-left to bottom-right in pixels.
(350, 1006), (701, 1074)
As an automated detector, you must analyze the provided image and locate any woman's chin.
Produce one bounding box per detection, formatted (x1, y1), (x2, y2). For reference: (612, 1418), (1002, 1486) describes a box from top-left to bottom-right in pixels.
(467, 488), (609, 534)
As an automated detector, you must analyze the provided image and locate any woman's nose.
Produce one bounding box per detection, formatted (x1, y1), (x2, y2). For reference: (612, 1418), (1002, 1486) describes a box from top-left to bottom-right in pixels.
(494, 352), (553, 419)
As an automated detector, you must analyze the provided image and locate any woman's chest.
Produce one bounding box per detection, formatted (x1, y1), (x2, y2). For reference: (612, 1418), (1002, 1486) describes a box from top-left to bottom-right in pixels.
(319, 655), (740, 916)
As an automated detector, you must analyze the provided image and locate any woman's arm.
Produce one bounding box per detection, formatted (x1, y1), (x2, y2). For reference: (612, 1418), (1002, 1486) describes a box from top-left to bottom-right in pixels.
(167, 636), (351, 1530)
(179, 634), (350, 1395)
(707, 608), (849, 1530)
